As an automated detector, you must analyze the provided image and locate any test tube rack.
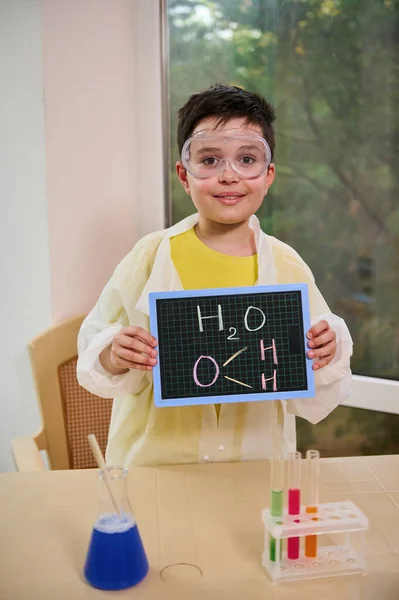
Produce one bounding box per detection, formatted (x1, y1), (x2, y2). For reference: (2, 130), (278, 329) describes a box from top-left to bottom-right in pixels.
(261, 500), (369, 584)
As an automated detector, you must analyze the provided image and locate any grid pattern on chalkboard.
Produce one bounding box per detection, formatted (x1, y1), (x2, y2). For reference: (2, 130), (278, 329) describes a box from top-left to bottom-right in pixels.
(156, 291), (307, 400)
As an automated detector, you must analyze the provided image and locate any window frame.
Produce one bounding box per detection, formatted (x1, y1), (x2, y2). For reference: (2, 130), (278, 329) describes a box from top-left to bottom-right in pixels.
(131, 0), (167, 240)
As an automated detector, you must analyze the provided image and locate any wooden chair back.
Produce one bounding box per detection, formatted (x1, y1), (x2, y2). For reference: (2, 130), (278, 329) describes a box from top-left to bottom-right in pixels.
(28, 315), (112, 469)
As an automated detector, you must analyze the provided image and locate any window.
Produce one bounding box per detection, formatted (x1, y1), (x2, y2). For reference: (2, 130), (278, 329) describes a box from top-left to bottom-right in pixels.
(163, 0), (399, 455)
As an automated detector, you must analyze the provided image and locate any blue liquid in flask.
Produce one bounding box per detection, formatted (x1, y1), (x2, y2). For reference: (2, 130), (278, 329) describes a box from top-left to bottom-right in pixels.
(84, 513), (149, 590)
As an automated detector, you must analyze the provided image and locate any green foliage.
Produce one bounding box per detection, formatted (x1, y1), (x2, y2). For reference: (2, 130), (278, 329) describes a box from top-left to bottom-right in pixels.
(297, 405), (399, 457)
(166, 0), (399, 454)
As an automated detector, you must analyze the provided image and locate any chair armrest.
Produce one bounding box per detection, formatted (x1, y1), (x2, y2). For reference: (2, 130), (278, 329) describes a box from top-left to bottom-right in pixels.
(11, 436), (46, 471)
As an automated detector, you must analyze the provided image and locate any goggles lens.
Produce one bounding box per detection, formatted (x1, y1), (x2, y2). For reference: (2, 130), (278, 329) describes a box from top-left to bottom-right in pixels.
(181, 130), (271, 179)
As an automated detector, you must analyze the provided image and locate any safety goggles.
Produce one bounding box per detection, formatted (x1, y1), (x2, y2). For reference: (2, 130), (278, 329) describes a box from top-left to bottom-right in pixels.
(181, 129), (271, 180)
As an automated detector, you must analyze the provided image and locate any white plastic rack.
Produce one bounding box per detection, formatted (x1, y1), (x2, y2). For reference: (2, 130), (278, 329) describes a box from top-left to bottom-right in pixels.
(261, 500), (369, 583)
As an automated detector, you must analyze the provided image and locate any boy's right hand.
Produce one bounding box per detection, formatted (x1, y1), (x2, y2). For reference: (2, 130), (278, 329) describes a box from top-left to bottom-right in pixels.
(99, 326), (158, 376)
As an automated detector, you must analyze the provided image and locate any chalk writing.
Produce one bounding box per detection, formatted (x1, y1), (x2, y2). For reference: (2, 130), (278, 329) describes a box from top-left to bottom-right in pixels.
(197, 304), (223, 332)
(193, 355), (220, 387)
(262, 370), (277, 392)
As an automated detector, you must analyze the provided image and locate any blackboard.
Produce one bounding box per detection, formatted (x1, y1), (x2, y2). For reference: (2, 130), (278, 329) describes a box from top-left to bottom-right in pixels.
(149, 284), (315, 407)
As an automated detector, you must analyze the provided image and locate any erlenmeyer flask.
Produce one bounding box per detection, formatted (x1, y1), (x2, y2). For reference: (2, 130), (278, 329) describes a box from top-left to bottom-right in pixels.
(84, 466), (149, 590)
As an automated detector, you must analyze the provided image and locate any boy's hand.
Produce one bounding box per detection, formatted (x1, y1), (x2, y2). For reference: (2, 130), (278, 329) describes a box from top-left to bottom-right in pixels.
(306, 320), (336, 370)
(100, 326), (158, 375)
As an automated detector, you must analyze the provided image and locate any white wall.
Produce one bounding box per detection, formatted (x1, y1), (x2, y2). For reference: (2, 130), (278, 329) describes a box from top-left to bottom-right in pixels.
(0, 0), (51, 471)
(42, 0), (138, 321)
(0, 0), (164, 472)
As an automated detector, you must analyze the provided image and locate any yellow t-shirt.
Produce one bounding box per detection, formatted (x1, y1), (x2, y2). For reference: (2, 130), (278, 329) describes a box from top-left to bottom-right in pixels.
(170, 226), (258, 289)
(170, 227), (258, 419)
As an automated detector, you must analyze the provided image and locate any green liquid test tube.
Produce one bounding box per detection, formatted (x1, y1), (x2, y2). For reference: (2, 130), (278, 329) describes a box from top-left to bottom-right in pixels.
(269, 457), (284, 562)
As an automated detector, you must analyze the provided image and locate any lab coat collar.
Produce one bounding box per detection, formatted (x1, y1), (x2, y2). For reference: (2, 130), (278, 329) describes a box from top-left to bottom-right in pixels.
(135, 213), (277, 315)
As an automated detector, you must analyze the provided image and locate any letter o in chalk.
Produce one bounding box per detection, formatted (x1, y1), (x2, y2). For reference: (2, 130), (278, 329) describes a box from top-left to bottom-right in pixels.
(193, 355), (220, 387)
(244, 306), (266, 332)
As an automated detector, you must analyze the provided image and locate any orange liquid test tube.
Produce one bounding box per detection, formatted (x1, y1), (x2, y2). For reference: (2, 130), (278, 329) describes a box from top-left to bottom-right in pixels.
(305, 449), (320, 558)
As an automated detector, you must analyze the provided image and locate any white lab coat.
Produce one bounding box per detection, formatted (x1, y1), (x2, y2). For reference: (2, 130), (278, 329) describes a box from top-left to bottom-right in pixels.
(77, 214), (353, 466)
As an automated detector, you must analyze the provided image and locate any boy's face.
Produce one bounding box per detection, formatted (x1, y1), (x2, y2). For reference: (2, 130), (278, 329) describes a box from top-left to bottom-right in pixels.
(176, 117), (275, 226)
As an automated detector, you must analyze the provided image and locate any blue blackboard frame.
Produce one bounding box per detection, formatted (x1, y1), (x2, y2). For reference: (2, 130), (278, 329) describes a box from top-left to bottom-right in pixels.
(149, 284), (315, 407)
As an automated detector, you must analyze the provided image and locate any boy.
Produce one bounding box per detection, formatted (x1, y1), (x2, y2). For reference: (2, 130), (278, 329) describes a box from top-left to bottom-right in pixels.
(77, 84), (353, 467)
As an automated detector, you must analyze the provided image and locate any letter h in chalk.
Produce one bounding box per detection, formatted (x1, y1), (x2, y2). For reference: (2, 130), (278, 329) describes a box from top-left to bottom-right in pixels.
(260, 339), (278, 392)
(197, 305), (224, 332)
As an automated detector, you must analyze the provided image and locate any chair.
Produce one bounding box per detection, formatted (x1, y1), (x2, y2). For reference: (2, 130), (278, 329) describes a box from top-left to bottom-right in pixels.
(11, 315), (113, 471)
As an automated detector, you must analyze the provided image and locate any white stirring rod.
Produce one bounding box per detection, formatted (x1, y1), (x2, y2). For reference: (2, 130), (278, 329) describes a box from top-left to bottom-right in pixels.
(87, 434), (120, 515)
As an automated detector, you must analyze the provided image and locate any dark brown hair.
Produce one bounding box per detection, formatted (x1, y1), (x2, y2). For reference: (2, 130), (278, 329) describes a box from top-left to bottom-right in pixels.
(177, 84), (276, 159)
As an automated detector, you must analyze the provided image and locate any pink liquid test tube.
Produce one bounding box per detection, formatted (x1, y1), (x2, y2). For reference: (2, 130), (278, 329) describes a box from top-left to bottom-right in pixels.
(287, 451), (302, 560)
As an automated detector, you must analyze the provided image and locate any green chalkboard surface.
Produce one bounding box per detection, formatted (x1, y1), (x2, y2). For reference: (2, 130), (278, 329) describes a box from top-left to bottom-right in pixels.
(149, 284), (315, 407)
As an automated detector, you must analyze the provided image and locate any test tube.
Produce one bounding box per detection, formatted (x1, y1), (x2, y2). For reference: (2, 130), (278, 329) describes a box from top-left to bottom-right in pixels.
(305, 449), (320, 558)
(269, 456), (284, 562)
(287, 451), (301, 560)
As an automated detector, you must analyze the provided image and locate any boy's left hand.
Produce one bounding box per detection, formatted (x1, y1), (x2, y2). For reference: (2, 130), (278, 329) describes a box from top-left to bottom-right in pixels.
(306, 320), (336, 370)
